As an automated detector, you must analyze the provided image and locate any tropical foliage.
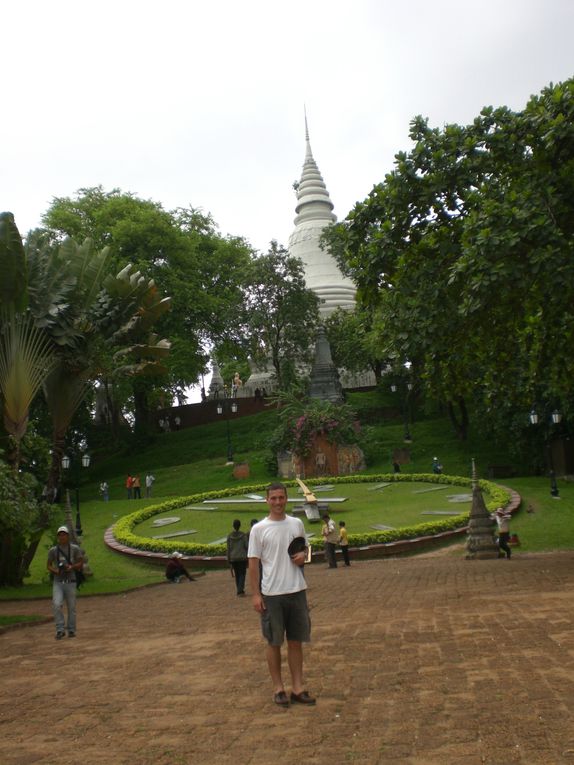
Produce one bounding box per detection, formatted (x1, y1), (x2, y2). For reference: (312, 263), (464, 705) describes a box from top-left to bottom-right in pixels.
(41, 187), (253, 402)
(0, 460), (55, 586)
(0, 212), (172, 583)
(323, 78), (574, 442)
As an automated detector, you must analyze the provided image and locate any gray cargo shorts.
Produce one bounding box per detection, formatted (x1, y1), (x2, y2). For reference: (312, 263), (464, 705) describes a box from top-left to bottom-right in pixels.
(260, 590), (311, 646)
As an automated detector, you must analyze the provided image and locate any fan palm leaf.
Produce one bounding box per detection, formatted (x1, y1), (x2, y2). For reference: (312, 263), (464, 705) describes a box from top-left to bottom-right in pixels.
(0, 311), (56, 441)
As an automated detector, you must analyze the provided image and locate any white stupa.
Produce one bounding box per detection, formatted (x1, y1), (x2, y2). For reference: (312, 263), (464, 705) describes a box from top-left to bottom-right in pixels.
(288, 119), (356, 316)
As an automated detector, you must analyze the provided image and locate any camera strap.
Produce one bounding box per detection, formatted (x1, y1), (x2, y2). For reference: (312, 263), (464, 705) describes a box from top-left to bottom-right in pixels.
(57, 544), (81, 577)
(57, 544), (72, 565)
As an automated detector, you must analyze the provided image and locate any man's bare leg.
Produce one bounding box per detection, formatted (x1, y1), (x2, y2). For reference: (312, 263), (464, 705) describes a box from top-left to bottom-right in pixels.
(287, 640), (304, 694)
(266, 644), (284, 692)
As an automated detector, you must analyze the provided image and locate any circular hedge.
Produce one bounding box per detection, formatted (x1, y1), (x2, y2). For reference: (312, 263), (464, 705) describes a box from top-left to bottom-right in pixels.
(112, 473), (511, 557)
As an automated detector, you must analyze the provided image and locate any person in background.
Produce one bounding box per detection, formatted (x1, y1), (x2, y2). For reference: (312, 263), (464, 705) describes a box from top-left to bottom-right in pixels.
(226, 519), (248, 596)
(338, 520), (351, 566)
(491, 507), (512, 559)
(99, 481), (109, 501)
(165, 552), (195, 582)
(132, 474), (142, 499)
(126, 474), (133, 499)
(432, 457), (443, 474)
(47, 526), (84, 639)
(321, 512), (338, 569)
(145, 472), (155, 498)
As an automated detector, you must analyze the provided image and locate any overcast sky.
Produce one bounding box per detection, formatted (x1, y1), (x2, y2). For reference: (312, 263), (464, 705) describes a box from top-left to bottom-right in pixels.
(2, 0), (573, 255)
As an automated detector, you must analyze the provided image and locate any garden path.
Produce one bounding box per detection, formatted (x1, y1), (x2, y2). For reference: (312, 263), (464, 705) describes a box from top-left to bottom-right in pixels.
(2, 550), (574, 764)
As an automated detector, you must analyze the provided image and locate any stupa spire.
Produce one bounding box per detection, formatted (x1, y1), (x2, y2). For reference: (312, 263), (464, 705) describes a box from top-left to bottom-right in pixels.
(288, 111), (356, 315)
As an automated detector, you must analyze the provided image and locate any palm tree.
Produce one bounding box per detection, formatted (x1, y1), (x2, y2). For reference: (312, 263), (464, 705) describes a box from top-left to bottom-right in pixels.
(0, 214), (57, 470)
(1, 213), (172, 580)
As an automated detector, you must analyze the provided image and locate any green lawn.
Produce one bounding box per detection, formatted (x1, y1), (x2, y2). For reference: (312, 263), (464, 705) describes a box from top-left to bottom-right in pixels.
(133, 481), (473, 543)
(502, 477), (574, 552)
(2, 400), (574, 602)
(0, 614), (46, 626)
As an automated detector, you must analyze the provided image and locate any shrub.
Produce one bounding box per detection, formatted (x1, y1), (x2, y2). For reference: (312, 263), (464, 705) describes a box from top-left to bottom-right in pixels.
(112, 473), (510, 557)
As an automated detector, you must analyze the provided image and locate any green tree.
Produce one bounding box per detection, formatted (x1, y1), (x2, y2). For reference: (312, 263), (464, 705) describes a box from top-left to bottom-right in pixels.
(324, 306), (385, 384)
(0, 460), (53, 586)
(327, 78), (574, 439)
(239, 242), (320, 391)
(1, 214), (172, 582)
(453, 79), (574, 420)
(0, 215), (57, 468)
(41, 188), (252, 404)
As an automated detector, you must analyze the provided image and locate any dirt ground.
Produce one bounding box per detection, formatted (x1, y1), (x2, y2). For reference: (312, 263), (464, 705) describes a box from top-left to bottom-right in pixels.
(2, 549), (574, 765)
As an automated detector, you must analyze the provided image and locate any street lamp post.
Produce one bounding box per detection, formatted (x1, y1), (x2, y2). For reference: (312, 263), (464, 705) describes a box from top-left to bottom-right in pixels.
(61, 452), (91, 535)
(216, 397), (238, 464)
(529, 408), (562, 498)
(391, 380), (413, 443)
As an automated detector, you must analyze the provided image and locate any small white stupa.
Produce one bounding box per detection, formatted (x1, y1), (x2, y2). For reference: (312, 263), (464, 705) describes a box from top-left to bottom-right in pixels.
(288, 117), (356, 316)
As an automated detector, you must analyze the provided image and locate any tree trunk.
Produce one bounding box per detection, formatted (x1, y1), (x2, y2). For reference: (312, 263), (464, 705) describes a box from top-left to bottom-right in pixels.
(446, 397), (469, 441)
(19, 430), (65, 577)
(272, 348), (282, 391)
(372, 360), (383, 385)
(133, 378), (152, 442)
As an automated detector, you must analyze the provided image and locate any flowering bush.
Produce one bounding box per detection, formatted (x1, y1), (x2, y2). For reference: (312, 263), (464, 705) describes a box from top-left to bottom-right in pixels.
(268, 393), (362, 459)
(289, 406), (360, 457)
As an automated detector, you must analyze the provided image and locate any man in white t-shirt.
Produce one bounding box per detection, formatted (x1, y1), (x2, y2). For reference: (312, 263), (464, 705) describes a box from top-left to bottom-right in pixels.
(248, 482), (316, 707)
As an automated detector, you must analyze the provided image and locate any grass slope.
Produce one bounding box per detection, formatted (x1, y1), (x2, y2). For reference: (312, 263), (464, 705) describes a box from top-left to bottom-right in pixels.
(2, 398), (573, 601)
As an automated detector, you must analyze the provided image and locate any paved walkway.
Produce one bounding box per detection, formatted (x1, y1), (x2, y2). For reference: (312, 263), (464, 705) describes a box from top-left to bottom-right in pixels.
(2, 549), (574, 764)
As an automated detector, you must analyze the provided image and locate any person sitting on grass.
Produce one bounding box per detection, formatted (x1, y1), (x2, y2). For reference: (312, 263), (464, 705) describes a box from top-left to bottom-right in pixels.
(165, 552), (195, 583)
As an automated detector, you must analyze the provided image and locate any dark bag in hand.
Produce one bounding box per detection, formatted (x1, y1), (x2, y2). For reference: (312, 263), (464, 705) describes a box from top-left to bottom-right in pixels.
(75, 568), (86, 589)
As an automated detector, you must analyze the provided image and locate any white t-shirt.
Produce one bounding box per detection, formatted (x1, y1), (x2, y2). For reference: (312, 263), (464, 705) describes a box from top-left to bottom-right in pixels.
(494, 513), (510, 533)
(248, 515), (307, 596)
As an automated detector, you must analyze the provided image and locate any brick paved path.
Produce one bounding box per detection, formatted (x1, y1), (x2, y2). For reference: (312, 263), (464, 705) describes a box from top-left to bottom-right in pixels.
(2, 550), (574, 764)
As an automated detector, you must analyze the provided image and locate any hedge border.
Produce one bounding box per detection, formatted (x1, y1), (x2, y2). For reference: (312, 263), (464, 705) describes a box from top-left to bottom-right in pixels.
(106, 473), (513, 565)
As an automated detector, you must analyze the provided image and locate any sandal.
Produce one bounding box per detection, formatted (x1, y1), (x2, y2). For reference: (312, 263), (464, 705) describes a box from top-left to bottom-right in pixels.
(273, 691), (289, 707)
(290, 691), (316, 705)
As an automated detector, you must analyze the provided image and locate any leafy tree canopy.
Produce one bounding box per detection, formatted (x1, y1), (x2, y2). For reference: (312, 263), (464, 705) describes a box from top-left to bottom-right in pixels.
(235, 242), (320, 390)
(41, 187), (253, 390)
(326, 78), (574, 437)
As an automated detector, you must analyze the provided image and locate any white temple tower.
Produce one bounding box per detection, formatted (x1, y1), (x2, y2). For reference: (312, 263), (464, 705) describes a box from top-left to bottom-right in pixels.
(288, 120), (356, 316)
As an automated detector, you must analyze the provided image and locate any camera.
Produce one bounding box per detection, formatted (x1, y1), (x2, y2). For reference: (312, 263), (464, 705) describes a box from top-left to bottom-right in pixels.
(58, 561), (67, 571)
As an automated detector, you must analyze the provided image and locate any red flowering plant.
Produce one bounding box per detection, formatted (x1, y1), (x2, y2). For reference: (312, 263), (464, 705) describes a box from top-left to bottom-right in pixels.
(269, 389), (362, 460)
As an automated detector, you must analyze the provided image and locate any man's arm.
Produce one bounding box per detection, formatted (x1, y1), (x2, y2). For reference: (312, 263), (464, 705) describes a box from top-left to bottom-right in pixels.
(71, 551), (84, 571)
(249, 557), (265, 613)
(47, 551), (59, 576)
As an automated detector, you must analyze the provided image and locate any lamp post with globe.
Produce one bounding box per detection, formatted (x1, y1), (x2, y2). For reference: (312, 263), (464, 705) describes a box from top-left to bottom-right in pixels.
(529, 408), (562, 498)
(216, 396), (238, 464)
(61, 452), (91, 535)
(391, 378), (414, 444)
